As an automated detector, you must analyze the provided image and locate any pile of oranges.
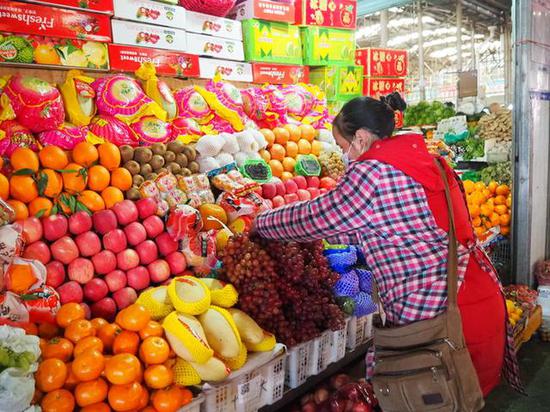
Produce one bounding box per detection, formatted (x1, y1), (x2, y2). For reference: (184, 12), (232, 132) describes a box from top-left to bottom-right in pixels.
(259, 124), (322, 181)
(0, 142), (132, 220)
(464, 180), (512, 239)
(34, 302), (192, 412)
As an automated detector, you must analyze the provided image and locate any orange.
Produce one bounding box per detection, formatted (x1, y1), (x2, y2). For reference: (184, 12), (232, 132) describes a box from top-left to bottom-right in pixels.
(101, 186), (124, 209)
(259, 149), (271, 162)
(151, 385), (187, 412)
(75, 378), (108, 408)
(78, 190), (106, 212)
(74, 336), (104, 358)
(112, 330), (140, 355)
(65, 319), (95, 343)
(62, 163), (88, 194)
(104, 354), (142, 385)
(7, 199), (28, 220)
(115, 304), (150, 332)
(80, 403), (111, 412)
(9, 175), (38, 203)
(139, 320), (163, 340)
(41, 389), (75, 412)
(269, 143), (286, 161)
(499, 213), (511, 226)
(474, 181), (486, 191)
(472, 216), (482, 227)
(494, 195), (506, 205)
(297, 139), (312, 154)
(139, 336), (170, 365)
(268, 160), (283, 178)
(199, 203), (228, 230)
(480, 203), (494, 217)
(0, 172), (8, 200)
(500, 226), (510, 236)
(285, 141), (298, 158)
(282, 157), (296, 172)
(110, 167), (132, 191)
(490, 212), (500, 226)
(72, 350), (105, 382)
(284, 124), (301, 142)
(87, 165), (111, 192)
(10, 147), (39, 172)
(98, 142), (121, 171)
(90, 318), (108, 331)
(97, 323), (122, 351)
(494, 205), (508, 215)
(34, 44), (61, 65)
(281, 171), (294, 181)
(39, 146), (69, 170)
(29, 197), (53, 217)
(64, 362), (80, 390)
(36, 358), (68, 392)
(260, 128), (275, 147)
(474, 226), (486, 238)
(495, 184), (510, 196)
(41, 337), (74, 362)
(506, 197), (512, 208)
(311, 140), (322, 156)
(299, 124), (316, 142)
(144, 364), (173, 389)
(463, 180), (475, 194)
(488, 181), (498, 194)
(468, 204), (480, 218)
(56, 303), (86, 328)
(482, 189), (491, 202)
(72, 142), (99, 167)
(39, 169), (63, 198)
(108, 382), (143, 411)
(273, 127), (290, 145)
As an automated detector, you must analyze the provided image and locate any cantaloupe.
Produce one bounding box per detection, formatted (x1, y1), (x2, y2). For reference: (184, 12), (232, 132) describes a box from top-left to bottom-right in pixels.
(136, 286), (173, 320)
(167, 275), (211, 315)
(198, 305), (241, 359)
(220, 342), (247, 371)
(189, 356), (231, 382)
(201, 278), (238, 308)
(245, 330), (276, 352)
(163, 312), (213, 364)
(228, 308), (263, 345)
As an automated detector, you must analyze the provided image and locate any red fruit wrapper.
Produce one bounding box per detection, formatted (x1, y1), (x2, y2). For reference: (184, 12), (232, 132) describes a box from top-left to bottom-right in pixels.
(166, 203), (203, 242)
(20, 285), (60, 324)
(181, 231), (218, 275)
(217, 191), (269, 222)
(0, 291), (30, 325)
(4, 257), (46, 294)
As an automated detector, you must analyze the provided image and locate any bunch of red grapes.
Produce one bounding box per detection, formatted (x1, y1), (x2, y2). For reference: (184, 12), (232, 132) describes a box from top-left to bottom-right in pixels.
(218, 235), (344, 347)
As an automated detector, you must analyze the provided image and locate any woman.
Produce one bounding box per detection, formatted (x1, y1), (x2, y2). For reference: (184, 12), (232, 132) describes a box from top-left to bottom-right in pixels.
(253, 93), (522, 396)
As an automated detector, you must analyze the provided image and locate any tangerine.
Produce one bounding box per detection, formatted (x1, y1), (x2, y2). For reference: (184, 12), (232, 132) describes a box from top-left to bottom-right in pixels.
(108, 382), (143, 411)
(65, 319), (95, 343)
(463, 180), (475, 194)
(39, 146), (69, 170)
(472, 216), (482, 227)
(139, 320), (163, 340)
(10, 147), (39, 172)
(9, 175), (38, 203)
(490, 212), (501, 226)
(29, 197), (53, 217)
(72, 142), (99, 167)
(199, 203), (228, 230)
(494, 205), (508, 215)
(7, 199), (28, 220)
(144, 364), (173, 389)
(259, 149), (271, 162)
(36, 358), (68, 392)
(284, 124), (301, 142)
(268, 160), (283, 178)
(281, 171), (294, 181)
(297, 139), (312, 154)
(299, 124), (316, 141)
(273, 127), (290, 145)
(78, 190), (106, 212)
(87, 165), (110, 192)
(488, 181), (498, 194)
(0, 172), (8, 200)
(104, 354), (142, 385)
(110, 167), (132, 191)
(285, 141), (298, 158)
(101, 186), (124, 209)
(115, 304), (150, 332)
(40, 169), (63, 198)
(80, 402), (111, 412)
(41, 337), (74, 362)
(500, 213), (511, 226)
(260, 129), (275, 147)
(495, 184), (510, 196)
(112, 330), (140, 355)
(90, 318), (108, 331)
(494, 195), (506, 205)
(311, 140), (322, 156)
(41, 389), (75, 412)
(62, 163), (88, 194)
(75, 378), (108, 408)
(56, 303), (86, 328)
(98, 142), (121, 171)
(468, 204), (480, 218)
(474, 181), (486, 191)
(269, 144), (286, 161)
(72, 349), (105, 382)
(282, 157), (296, 172)
(97, 323), (122, 351)
(500, 226), (510, 236)
(74, 336), (104, 357)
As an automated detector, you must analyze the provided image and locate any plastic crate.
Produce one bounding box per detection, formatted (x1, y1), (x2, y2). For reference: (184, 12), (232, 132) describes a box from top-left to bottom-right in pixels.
(202, 369), (263, 412)
(285, 339), (314, 389)
(179, 395), (204, 412)
(488, 238), (512, 284)
(259, 354), (286, 407)
(346, 314), (373, 350)
(309, 332), (332, 375)
(329, 318), (350, 364)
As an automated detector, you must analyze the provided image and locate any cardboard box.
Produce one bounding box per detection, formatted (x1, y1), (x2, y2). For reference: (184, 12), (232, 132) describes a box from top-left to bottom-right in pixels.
(111, 19), (186, 52)
(186, 11), (242, 41)
(355, 48), (408, 77)
(229, 0), (295, 23)
(21, 0), (114, 14)
(309, 65), (362, 100)
(301, 26), (355, 65)
(186, 33), (244, 61)
(295, 0), (357, 29)
(0, 32), (109, 69)
(114, 0), (186, 30)
(252, 63), (308, 84)
(242, 19), (302, 64)
(363, 77), (405, 99)
(0, 0), (112, 42)
(199, 57), (252, 82)
(109, 44), (199, 77)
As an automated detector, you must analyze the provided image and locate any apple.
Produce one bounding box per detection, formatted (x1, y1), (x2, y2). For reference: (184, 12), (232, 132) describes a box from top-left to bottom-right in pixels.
(307, 187), (321, 199)
(103, 229), (128, 253)
(261, 183), (276, 199)
(75, 231), (101, 257)
(90, 297), (117, 321)
(84, 278), (109, 302)
(50, 236), (79, 265)
(284, 179), (298, 194)
(80, 302), (91, 319)
(319, 177), (337, 190)
(113, 287), (137, 310)
(165, 252), (187, 275)
(126, 266), (150, 291)
(143, 215), (164, 239)
(136, 197), (157, 219)
(124, 222), (147, 246)
(93, 209), (118, 235)
(272, 195), (285, 208)
(45, 261), (65, 288)
(92, 250), (117, 275)
(57, 281), (83, 304)
(147, 259), (170, 283)
(117, 249), (140, 271)
(136, 240), (158, 265)
(297, 189), (312, 201)
(284, 193), (299, 204)
(155, 232), (178, 257)
(112, 200), (138, 226)
(275, 181), (286, 197)
(293, 176), (307, 190)
(42, 215), (68, 242)
(16, 217), (43, 243)
(23, 241), (51, 264)
(105, 270), (127, 293)
(68, 257), (94, 284)
(69, 211), (92, 235)
(306, 176), (320, 188)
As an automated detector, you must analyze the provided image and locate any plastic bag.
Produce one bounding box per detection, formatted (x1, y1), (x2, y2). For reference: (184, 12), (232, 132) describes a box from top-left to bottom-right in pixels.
(211, 169), (258, 196)
(0, 368), (35, 412)
(0, 224), (22, 264)
(196, 134), (225, 157)
(221, 133), (240, 154)
(197, 156), (221, 173)
(3, 258), (46, 294)
(217, 192), (264, 222)
(181, 231), (218, 274)
(0, 292), (29, 326)
(23, 285), (60, 324)
(333, 271), (360, 298)
(166, 203), (203, 242)
(38, 122), (88, 150)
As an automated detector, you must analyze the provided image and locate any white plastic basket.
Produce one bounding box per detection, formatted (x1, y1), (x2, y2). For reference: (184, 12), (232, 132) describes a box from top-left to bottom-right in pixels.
(201, 369), (263, 412)
(329, 318), (350, 364)
(259, 354), (286, 407)
(179, 394), (204, 412)
(346, 314), (373, 350)
(309, 332), (332, 375)
(285, 339), (314, 389)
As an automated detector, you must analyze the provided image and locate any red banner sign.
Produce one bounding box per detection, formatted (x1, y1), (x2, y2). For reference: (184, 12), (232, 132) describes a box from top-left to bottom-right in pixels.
(363, 77), (405, 99)
(252, 63), (309, 84)
(295, 0), (357, 29)
(356, 48), (408, 77)
(22, 0), (114, 14)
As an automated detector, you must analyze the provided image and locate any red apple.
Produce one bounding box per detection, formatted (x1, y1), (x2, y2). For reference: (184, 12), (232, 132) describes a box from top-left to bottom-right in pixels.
(68, 257), (94, 284)
(126, 266), (150, 291)
(69, 211), (92, 235)
(50, 236), (79, 265)
(272, 195), (285, 208)
(75, 231), (101, 257)
(93, 209), (118, 235)
(293, 175), (307, 190)
(275, 181), (286, 197)
(147, 259), (170, 283)
(113, 287), (137, 310)
(16, 217), (43, 243)
(165, 252), (187, 275)
(319, 188), (328, 195)
(261, 183), (277, 199)
(319, 177), (337, 190)
(103, 229), (128, 253)
(136, 240), (158, 265)
(306, 176), (320, 188)
(284, 193), (299, 204)
(57, 281), (83, 304)
(105, 270), (127, 293)
(112, 200), (138, 226)
(83, 278), (109, 302)
(90, 297), (117, 321)
(42, 215), (68, 242)
(136, 197), (157, 219)
(92, 250), (117, 275)
(23, 241), (51, 264)
(284, 179), (298, 194)
(124, 222), (147, 246)
(117, 249), (139, 271)
(307, 187), (321, 199)
(143, 215), (164, 239)
(297, 189), (312, 201)
(45, 261), (65, 288)
(155, 232), (178, 257)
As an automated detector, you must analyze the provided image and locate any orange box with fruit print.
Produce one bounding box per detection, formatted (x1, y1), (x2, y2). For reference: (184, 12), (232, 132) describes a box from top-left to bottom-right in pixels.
(0, 32), (109, 70)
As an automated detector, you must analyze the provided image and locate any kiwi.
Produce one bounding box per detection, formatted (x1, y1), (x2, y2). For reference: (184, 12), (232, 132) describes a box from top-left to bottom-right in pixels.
(181, 168), (192, 176)
(132, 175), (145, 187)
(157, 167), (168, 175)
(188, 161), (200, 174)
(145, 173), (158, 181)
(164, 151), (176, 163)
(124, 160), (141, 176)
(151, 142), (167, 155)
(120, 145), (135, 163)
(182, 147), (196, 161)
(151, 155), (165, 170)
(176, 153), (188, 167)
(167, 140), (185, 154)
(167, 162), (182, 174)
(134, 147), (153, 164)
(126, 187), (141, 200)
(140, 163), (153, 175)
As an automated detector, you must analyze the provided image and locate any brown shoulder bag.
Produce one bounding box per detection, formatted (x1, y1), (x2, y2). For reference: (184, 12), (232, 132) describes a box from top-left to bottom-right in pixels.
(371, 159), (485, 412)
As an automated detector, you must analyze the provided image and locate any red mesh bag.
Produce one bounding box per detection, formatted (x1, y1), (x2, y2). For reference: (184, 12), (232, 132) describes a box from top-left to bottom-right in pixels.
(179, 0), (236, 17)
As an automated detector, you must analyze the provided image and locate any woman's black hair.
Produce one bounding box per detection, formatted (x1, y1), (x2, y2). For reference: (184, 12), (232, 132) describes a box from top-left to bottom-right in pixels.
(332, 92), (407, 141)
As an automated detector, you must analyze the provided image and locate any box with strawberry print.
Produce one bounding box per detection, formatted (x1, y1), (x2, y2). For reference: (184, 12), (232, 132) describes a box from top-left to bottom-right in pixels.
(111, 19), (187, 52)
(114, 0), (187, 30)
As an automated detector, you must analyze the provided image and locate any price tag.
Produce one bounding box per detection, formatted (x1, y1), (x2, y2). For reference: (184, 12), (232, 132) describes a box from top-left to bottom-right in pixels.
(236, 374), (263, 405)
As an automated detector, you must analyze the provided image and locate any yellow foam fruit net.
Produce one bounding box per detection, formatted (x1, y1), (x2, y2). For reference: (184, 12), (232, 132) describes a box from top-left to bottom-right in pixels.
(135, 62), (177, 120)
(59, 70), (97, 126)
(162, 312), (213, 364)
(167, 276), (211, 315)
(173, 357), (202, 386)
(136, 286), (174, 320)
(245, 331), (277, 352)
(198, 305), (242, 359)
(201, 278), (239, 308)
(220, 342), (247, 371)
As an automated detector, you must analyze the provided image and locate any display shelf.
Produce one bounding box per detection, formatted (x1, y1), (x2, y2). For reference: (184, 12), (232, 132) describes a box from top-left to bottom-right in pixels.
(259, 339), (372, 412)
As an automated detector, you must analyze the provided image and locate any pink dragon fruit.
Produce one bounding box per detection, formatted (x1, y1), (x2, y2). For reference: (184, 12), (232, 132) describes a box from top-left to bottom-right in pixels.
(0, 120), (39, 156)
(172, 117), (203, 143)
(38, 122), (87, 150)
(130, 116), (173, 145)
(173, 86), (213, 123)
(89, 115), (139, 147)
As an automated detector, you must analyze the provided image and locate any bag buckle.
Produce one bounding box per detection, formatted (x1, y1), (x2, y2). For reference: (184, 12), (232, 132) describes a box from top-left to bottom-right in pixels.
(431, 367), (439, 382)
(378, 384), (391, 396)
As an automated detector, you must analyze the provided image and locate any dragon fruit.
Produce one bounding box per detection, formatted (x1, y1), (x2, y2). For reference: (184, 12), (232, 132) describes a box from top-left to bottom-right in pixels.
(0, 120), (39, 156)
(173, 86), (213, 123)
(131, 116), (173, 145)
(89, 115), (139, 147)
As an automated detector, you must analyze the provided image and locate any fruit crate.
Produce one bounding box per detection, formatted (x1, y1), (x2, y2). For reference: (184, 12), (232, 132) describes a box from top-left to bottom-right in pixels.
(202, 369), (263, 412)
(285, 339), (315, 389)
(346, 314), (373, 350)
(329, 317), (350, 364)
(179, 394), (204, 412)
(259, 354), (286, 407)
(309, 331), (333, 375)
